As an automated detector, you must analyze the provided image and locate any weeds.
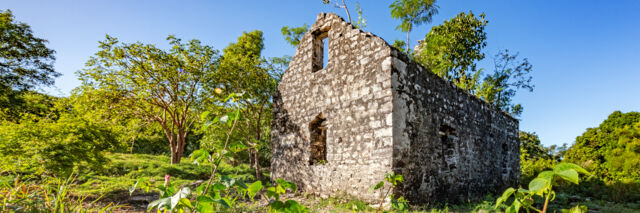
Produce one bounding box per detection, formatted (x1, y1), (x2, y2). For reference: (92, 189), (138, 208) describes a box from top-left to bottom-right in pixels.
(0, 171), (122, 212)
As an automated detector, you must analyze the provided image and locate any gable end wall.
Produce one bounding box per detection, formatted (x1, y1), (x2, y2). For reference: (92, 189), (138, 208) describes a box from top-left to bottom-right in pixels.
(271, 13), (396, 201)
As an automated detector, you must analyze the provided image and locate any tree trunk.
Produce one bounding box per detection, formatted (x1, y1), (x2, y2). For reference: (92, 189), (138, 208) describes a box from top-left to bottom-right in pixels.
(130, 136), (136, 153)
(171, 129), (187, 164)
(406, 31), (410, 54)
(250, 148), (262, 180)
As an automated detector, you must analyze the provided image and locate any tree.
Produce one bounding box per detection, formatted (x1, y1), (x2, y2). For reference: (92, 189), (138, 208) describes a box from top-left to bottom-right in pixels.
(477, 49), (533, 116)
(414, 11), (487, 92)
(519, 131), (557, 182)
(389, 0), (439, 54)
(0, 98), (117, 176)
(564, 111), (640, 179)
(520, 131), (549, 160)
(70, 86), (162, 154)
(0, 10), (59, 91)
(391, 39), (407, 53)
(215, 31), (280, 180)
(0, 90), (59, 123)
(323, 0), (353, 23)
(77, 35), (219, 164)
(281, 24), (309, 47)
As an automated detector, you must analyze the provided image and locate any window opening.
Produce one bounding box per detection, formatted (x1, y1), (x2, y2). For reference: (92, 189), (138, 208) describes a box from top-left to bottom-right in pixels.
(309, 113), (327, 165)
(312, 28), (330, 72)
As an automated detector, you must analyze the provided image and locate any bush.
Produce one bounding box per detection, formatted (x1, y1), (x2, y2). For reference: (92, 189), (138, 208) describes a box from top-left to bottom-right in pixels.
(0, 114), (117, 176)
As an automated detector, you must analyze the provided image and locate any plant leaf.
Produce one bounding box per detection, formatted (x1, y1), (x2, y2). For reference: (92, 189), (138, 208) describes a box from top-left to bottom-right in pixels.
(495, 187), (515, 209)
(554, 163), (590, 175)
(147, 197), (170, 211)
(555, 169), (579, 184)
(370, 181), (384, 191)
(529, 178), (550, 195)
(247, 181), (263, 201)
(536, 171), (555, 183)
(169, 187), (191, 209)
(129, 180), (138, 196)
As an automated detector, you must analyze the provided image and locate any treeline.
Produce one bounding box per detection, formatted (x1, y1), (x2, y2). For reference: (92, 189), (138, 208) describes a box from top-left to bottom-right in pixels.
(0, 8), (283, 179)
(520, 111), (640, 202)
(1, 2), (638, 205)
(1, 1), (537, 180)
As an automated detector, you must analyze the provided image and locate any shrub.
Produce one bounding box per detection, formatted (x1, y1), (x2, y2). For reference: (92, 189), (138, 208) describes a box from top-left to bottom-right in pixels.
(0, 114), (117, 176)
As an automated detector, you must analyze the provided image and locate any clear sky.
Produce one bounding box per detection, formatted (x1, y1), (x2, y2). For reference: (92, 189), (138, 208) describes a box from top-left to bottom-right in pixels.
(2, 0), (639, 147)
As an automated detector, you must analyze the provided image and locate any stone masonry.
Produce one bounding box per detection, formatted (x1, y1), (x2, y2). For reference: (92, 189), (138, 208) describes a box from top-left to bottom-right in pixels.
(271, 13), (520, 204)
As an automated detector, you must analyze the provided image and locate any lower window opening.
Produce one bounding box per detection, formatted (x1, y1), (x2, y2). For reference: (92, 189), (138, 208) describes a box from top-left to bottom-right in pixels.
(309, 113), (327, 165)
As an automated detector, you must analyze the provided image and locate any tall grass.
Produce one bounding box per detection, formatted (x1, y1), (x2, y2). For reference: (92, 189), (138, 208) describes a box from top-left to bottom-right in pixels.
(0, 172), (122, 212)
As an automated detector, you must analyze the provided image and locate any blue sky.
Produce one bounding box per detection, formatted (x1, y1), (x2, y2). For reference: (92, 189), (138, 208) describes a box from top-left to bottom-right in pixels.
(3, 0), (639, 147)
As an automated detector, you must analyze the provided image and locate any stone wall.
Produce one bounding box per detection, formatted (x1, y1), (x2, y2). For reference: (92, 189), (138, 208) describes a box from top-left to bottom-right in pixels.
(389, 50), (520, 203)
(271, 13), (396, 201)
(272, 12), (520, 205)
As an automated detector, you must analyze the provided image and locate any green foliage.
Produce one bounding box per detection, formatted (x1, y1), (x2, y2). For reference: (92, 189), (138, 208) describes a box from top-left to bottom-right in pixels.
(477, 49), (534, 116)
(77, 34), (220, 164)
(519, 131), (559, 183)
(414, 12), (533, 117)
(565, 111), (640, 180)
(392, 39), (407, 54)
(70, 152), (252, 201)
(0, 10), (59, 91)
(214, 30), (281, 179)
(0, 102), (118, 176)
(355, 2), (367, 29)
(0, 90), (61, 123)
(0, 10), (60, 123)
(389, 0), (439, 53)
(281, 24), (309, 47)
(414, 11), (487, 92)
(496, 163), (590, 213)
(70, 85), (172, 155)
(370, 172), (408, 212)
(141, 98), (306, 212)
(266, 179), (308, 213)
(0, 172), (121, 212)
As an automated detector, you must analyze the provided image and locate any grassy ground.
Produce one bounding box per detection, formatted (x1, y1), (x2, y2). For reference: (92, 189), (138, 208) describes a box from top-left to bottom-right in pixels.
(30, 153), (640, 212)
(72, 153), (256, 202)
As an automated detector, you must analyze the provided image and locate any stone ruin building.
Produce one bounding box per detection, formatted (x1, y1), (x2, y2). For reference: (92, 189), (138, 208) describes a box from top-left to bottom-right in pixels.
(271, 13), (520, 204)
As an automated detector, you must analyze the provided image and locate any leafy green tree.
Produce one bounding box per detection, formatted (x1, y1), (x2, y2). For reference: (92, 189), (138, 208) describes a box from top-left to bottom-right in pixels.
(0, 10), (61, 123)
(519, 131), (557, 183)
(389, 0), (439, 54)
(70, 86), (165, 154)
(520, 131), (548, 160)
(0, 90), (60, 123)
(414, 11), (487, 92)
(215, 31), (280, 180)
(77, 35), (219, 164)
(564, 111), (640, 180)
(281, 24), (309, 47)
(607, 122), (640, 178)
(0, 10), (59, 91)
(0, 99), (117, 176)
(477, 50), (533, 116)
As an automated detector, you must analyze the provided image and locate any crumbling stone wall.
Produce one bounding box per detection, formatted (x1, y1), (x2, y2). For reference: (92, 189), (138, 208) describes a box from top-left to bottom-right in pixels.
(272, 12), (520, 205)
(389, 51), (520, 203)
(271, 13), (396, 201)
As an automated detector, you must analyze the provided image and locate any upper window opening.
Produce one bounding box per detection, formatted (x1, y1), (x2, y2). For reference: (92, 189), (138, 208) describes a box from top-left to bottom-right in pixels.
(312, 28), (330, 72)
